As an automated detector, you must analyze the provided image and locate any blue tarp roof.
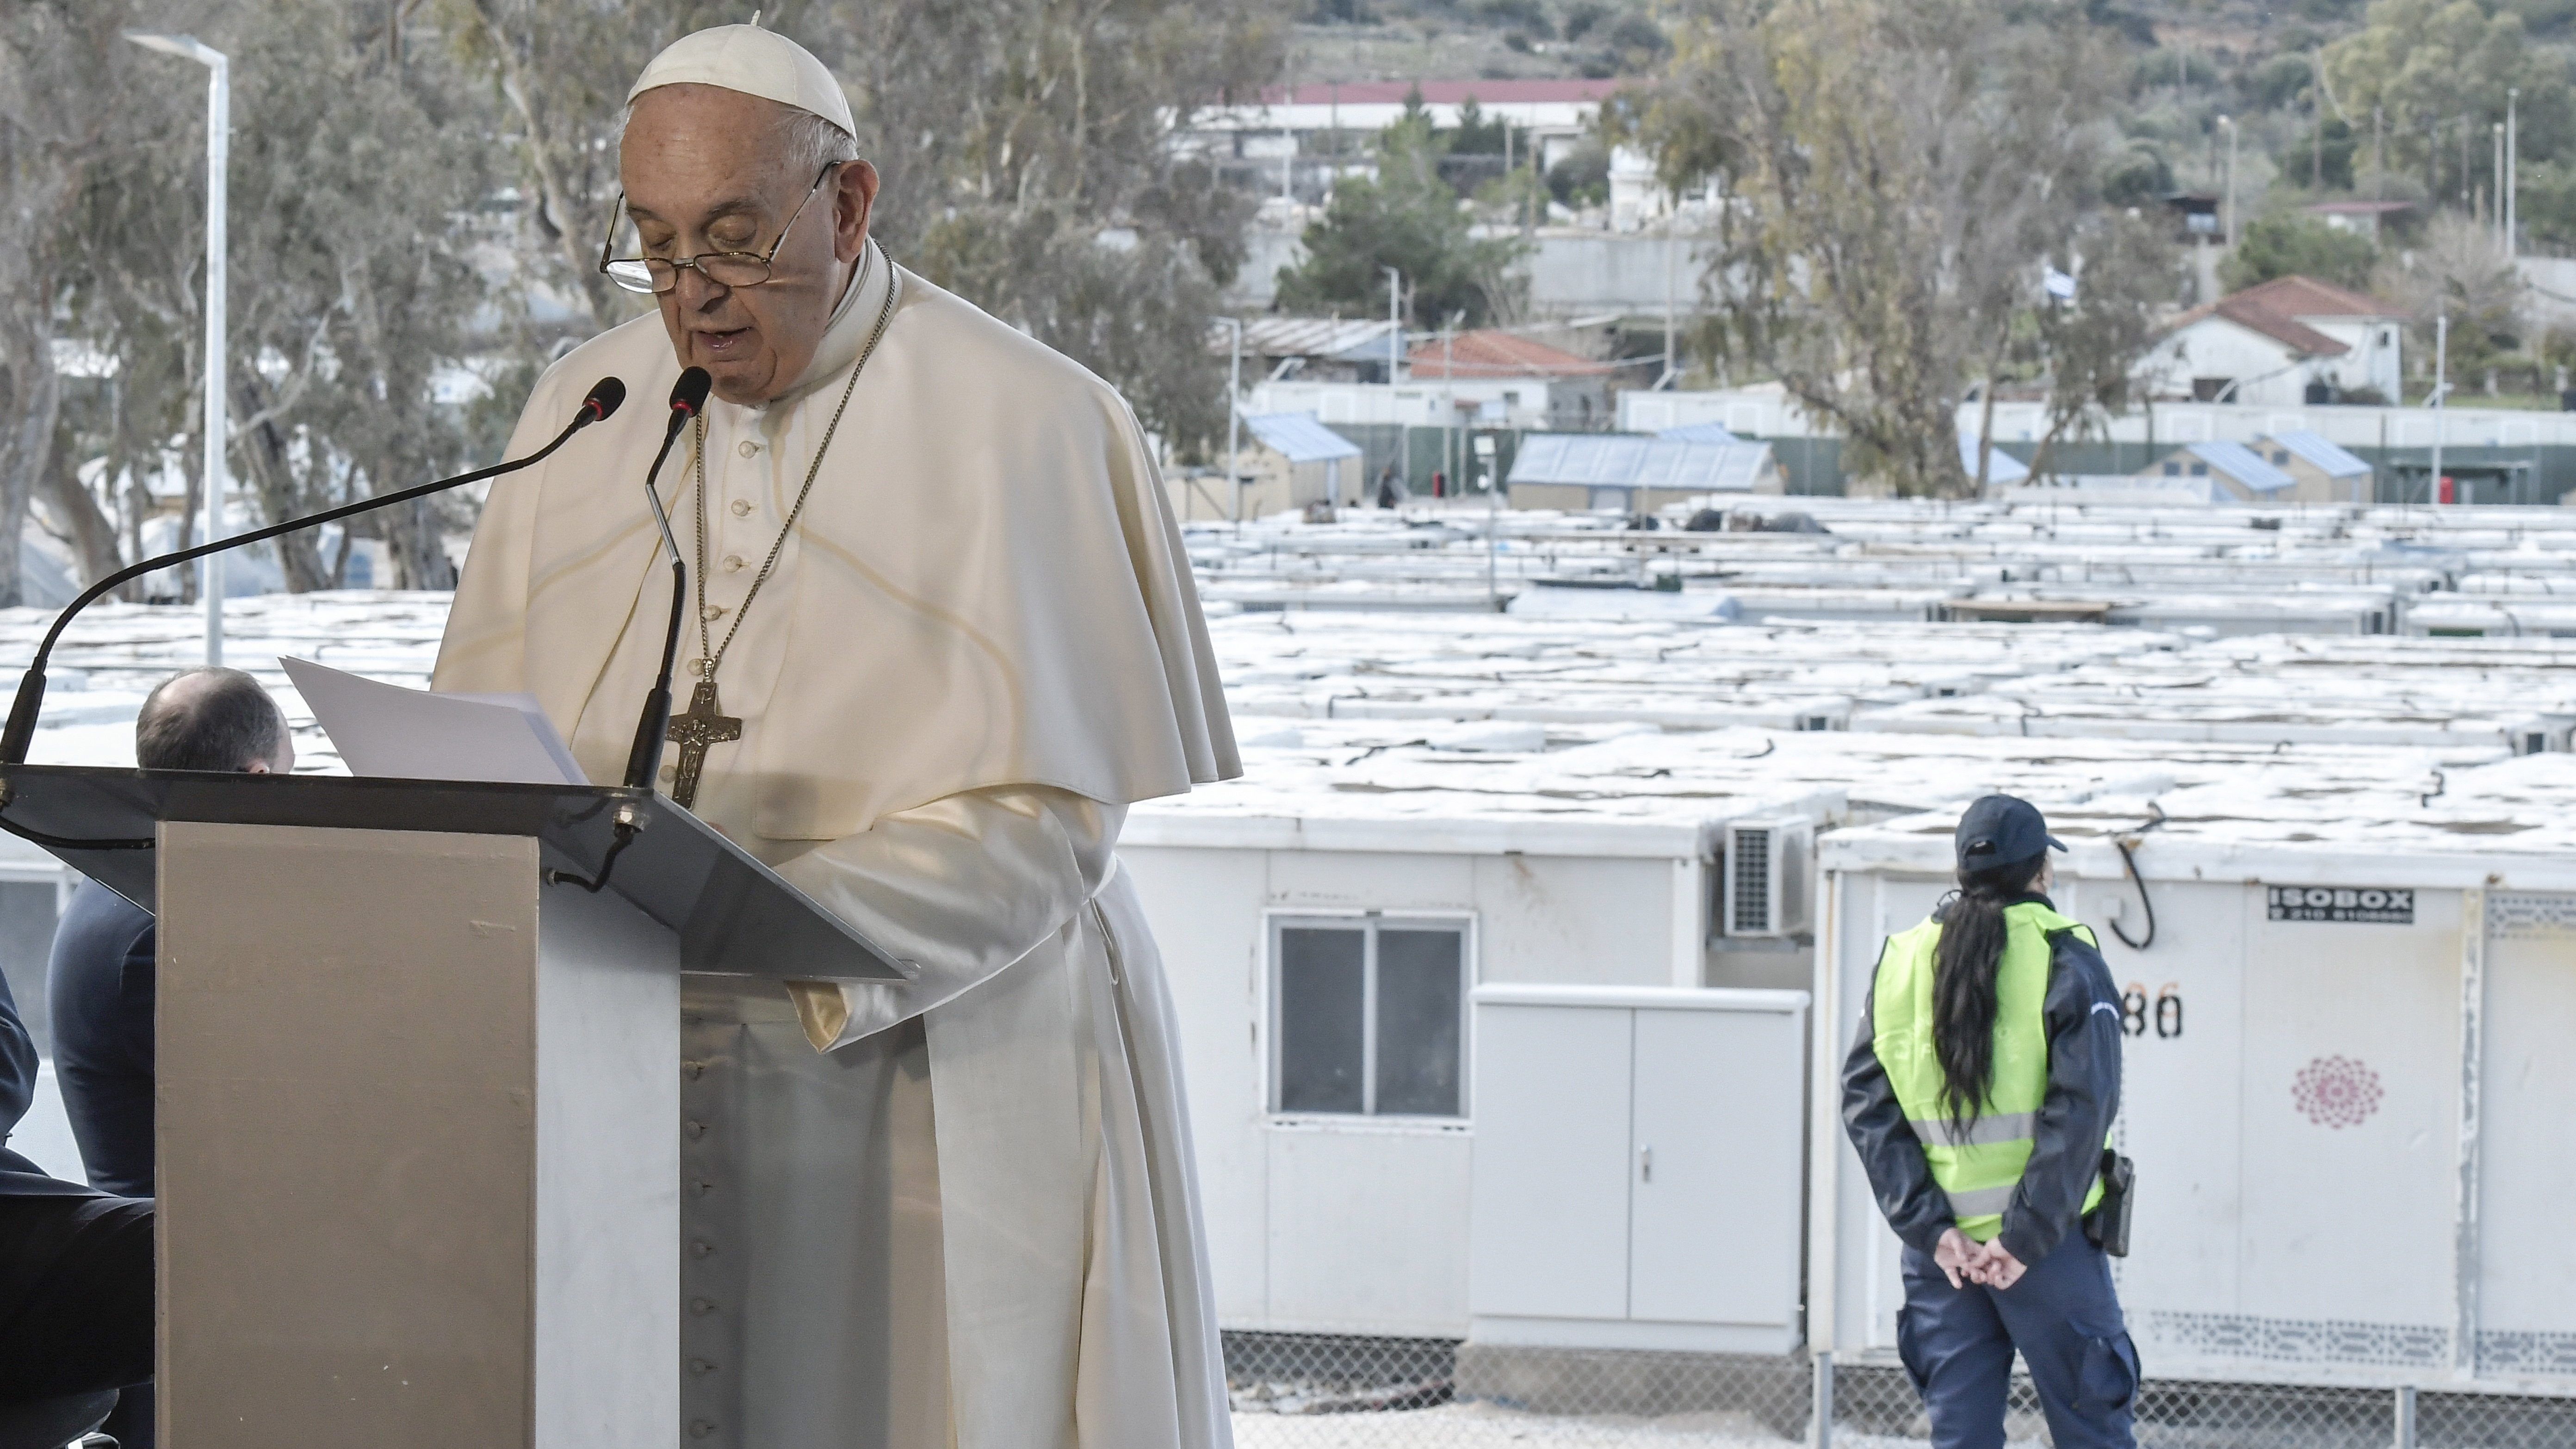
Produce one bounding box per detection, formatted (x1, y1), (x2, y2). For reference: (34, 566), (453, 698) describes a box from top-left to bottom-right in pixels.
(1656, 421), (1750, 444)
(2187, 439), (2298, 493)
(1509, 434), (1775, 492)
(2265, 430), (2372, 479)
(1957, 429), (2031, 483)
(1241, 412), (1362, 463)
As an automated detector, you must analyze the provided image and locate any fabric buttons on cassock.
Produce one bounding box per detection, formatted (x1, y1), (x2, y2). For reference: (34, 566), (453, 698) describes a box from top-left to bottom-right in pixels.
(730, 498), (753, 516)
(700, 603), (727, 621)
(722, 555), (746, 573)
(690, 1239), (716, 1258)
(737, 439), (761, 458)
(660, 763), (676, 782)
(690, 1420), (717, 1439)
(690, 1297), (717, 1316)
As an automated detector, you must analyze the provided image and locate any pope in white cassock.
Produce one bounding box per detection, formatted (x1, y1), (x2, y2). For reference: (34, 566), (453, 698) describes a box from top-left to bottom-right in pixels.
(432, 24), (1241, 1449)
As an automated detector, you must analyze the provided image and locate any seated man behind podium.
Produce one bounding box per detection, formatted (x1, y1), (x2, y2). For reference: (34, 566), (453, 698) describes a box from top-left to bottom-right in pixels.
(51, 668), (294, 1198)
(1, 935), (153, 1417)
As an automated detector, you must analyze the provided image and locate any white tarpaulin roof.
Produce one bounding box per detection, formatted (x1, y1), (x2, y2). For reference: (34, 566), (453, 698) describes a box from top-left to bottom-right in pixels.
(1509, 433), (1774, 492)
(1241, 412), (1362, 463)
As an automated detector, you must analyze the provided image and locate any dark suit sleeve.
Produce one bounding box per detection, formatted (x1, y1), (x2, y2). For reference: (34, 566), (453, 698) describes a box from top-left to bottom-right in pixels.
(1840, 944), (1954, 1254)
(1997, 928), (2124, 1263)
(0, 961), (33, 1142)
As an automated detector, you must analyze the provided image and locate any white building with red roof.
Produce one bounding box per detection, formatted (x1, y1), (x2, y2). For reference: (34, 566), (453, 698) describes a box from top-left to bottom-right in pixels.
(2134, 275), (2407, 408)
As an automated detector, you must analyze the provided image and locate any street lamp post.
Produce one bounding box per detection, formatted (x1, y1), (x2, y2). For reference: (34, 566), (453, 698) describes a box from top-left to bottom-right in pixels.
(1215, 317), (1244, 526)
(2508, 87), (2521, 257)
(127, 31), (229, 665)
(2219, 115), (2239, 250)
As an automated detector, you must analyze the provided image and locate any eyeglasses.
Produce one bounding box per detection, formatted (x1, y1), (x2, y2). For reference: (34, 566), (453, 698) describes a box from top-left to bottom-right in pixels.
(597, 162), (841, 296)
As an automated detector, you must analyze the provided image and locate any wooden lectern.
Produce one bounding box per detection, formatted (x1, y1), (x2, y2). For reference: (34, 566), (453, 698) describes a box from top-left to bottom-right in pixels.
(0, 765), (907, 1449)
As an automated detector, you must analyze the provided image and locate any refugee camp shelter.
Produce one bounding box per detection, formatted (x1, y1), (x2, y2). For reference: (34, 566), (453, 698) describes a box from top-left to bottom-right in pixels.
(2136, 439), (2300, 503)
(1176, 411), (1367, 522)
(1506, 433), (1783, 512)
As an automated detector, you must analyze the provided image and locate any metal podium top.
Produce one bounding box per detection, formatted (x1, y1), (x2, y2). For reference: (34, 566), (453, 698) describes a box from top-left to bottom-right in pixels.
(0, 765), (910, 982)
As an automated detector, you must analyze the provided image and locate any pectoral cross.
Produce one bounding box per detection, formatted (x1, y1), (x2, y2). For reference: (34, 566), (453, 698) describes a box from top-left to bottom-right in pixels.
(665, 676), (742, 809)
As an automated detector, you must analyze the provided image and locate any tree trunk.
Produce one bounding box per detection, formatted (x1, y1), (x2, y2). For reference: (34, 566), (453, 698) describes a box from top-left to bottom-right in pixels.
(39, 418), (125, 589)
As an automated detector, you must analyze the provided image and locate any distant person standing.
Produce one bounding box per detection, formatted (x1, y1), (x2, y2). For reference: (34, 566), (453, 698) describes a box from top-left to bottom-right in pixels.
(51, 667), (295, 1197)
(1841, 795), (2137, 1449)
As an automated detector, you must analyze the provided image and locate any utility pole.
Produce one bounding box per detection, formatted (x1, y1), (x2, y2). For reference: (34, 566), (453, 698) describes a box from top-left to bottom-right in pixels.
(1384, 266), (1403, 384)
(128, 31), (229, 664)
(2372, 106), (2384, 202)
(2508, 87), (2520, 258)
(2431, 311), (2448, 506)
(2221, 115), (2239, 250)
(1217, 316), (1244, 526)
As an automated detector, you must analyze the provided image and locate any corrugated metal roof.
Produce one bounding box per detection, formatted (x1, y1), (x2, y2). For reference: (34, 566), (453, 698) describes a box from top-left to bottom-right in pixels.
(1509, 434), (1774, 491)
(2189, 440), (2298, 493)
(1657, 421), (1749, 444)
(1216, 317), (1399, 362)
(1957, 430), (2031, 483)
(2266, 429), (2373, 479)
(1242, 412), (1362, 462)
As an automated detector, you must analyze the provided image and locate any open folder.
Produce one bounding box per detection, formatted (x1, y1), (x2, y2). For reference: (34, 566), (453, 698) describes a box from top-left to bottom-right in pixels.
(279, 656), (588, 786)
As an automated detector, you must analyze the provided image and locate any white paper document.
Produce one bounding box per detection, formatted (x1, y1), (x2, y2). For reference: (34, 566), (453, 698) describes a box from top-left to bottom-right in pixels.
(279, 656), (588, 786)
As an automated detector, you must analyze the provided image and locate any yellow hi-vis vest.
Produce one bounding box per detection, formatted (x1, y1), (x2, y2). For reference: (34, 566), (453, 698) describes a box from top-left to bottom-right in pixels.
(1872, 900), (2107, 1242)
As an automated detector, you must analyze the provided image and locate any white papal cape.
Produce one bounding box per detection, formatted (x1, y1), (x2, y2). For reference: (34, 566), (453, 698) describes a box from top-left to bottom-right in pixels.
(434, 242), (1240, 1449)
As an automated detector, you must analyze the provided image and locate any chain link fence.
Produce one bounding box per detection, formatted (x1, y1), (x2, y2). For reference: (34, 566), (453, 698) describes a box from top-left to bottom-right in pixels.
(1224, 1332), (2576, 1448)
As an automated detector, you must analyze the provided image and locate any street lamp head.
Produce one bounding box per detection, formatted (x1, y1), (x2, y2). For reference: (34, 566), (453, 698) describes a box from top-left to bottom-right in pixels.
(124, 31), (225, 68)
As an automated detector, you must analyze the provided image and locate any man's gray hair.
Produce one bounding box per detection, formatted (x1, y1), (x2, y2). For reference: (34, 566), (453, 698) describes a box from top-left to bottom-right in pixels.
(781, 107), (861, 178)
(136, 667), (290, 773)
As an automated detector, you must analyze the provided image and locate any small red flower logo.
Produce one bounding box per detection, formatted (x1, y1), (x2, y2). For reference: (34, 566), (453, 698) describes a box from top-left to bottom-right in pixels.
(2292, 1056), (2383, 1129)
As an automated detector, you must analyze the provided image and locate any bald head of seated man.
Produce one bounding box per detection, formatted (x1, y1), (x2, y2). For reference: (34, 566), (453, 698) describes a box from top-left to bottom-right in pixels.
(49, 668), (293, 1198)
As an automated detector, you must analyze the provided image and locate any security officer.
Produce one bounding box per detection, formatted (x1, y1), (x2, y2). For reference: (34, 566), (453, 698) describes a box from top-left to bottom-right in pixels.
(1841, 795), (2139, 1449)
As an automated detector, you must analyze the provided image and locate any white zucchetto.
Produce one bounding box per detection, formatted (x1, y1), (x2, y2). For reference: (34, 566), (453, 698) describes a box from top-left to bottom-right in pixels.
(627, 24), (855, 136)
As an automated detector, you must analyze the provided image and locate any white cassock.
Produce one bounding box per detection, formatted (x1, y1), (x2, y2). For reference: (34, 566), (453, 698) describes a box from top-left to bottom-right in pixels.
(433, 240), (1240, 1449)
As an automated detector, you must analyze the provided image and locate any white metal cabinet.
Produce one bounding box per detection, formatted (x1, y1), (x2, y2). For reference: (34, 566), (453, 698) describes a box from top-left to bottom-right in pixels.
(1469, 985), (1810, 1353)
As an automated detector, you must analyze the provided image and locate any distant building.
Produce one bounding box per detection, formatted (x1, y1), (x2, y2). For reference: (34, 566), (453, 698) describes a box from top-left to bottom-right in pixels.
(1214, 317), (1405, 385)
(2135, 439), (2304, 503)
(2258, 429), (2377, 504)
(2135, 275), (2406, 407)
(1177, 411), (1367, 521)
(2302, 199), (2414, 242)
(1406, 330), (1622, 431)
(1506, 432), (1783, 511)
(1172, 78), (1622, 189)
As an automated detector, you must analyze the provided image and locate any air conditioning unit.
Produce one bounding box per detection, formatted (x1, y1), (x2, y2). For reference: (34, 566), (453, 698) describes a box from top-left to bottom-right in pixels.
(1721, 818), (1814, 939)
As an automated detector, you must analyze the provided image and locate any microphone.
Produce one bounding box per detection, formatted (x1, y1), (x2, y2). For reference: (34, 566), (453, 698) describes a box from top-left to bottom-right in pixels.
(622, 367), (712, 792)
(0, 377), (628, 773)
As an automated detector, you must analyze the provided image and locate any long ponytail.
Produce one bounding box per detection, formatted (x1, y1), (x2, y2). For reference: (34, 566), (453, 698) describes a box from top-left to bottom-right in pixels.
(1931, 856), (2045, 1129)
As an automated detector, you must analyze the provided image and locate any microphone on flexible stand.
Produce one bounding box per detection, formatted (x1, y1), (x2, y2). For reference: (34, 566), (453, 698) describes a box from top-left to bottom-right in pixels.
(0, 377), (627, 847)
(623, 367), (712, 793)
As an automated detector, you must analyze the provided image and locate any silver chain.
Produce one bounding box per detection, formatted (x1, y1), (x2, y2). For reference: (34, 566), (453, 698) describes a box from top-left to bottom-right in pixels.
(689, 251), (902, 680)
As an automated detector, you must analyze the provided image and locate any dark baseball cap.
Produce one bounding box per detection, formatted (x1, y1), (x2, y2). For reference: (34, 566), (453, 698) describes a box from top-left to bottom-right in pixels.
(1955, 794), (2065, 872)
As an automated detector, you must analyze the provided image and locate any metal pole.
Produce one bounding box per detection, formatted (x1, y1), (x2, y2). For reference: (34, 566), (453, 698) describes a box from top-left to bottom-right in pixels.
(203, 51), (228, 663)
(1384, 266), (1402, 384)
(1810, 1350), (1834, 1449)
(2222, 116), (2238, 250)
(2431, 312), (2447, 505)
(2392, 1384), (2417, 1449)
(2493, 122), (2504, 248)
(2508, 88), (2520, 257)
(129, 34), (232, 662)
(1224, 318), (1243, 526)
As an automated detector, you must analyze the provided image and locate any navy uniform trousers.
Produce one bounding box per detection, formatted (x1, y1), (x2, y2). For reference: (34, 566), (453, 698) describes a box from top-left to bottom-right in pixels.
(1896, 1234), (2141, 1449)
